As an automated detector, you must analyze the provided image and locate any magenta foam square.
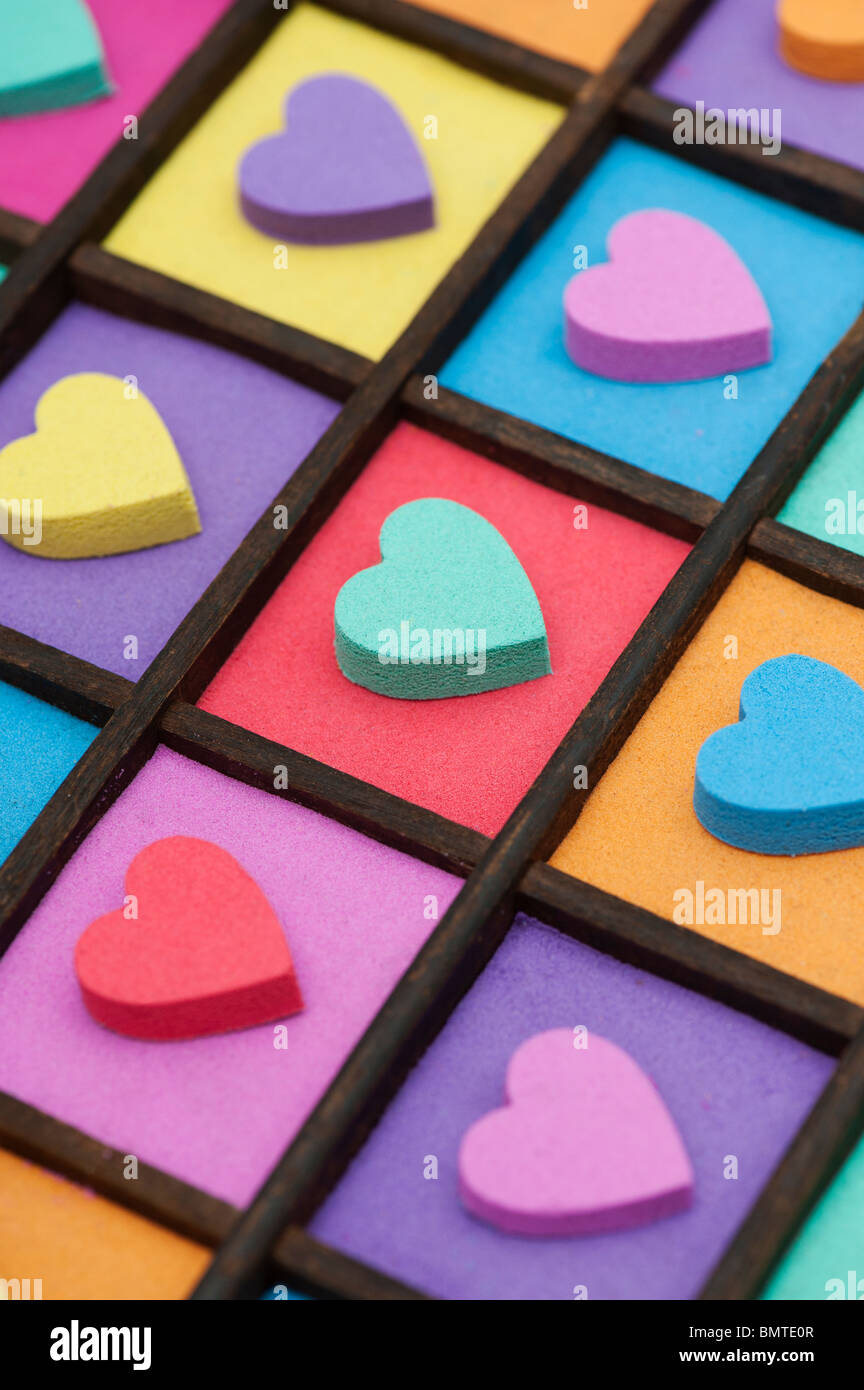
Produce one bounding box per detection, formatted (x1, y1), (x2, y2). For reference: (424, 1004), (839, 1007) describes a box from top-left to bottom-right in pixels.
(0, 748), (461, 1207)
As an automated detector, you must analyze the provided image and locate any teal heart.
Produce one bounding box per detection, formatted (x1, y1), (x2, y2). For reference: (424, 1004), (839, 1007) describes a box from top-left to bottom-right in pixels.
(0, 0), (111, 119)
(334, 498), (551, 699)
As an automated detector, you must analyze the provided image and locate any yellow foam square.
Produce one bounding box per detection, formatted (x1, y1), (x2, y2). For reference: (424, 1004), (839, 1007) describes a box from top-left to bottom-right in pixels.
(551, 561), (864, 1007)
(0, 1148), (209, 1300)
(105, 4), (562, 360)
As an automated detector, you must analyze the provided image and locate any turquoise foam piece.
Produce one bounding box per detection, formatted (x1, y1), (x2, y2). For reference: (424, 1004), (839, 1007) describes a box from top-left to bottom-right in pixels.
(694, 655), (864, 855)
(762, 1135), (864, 1300)
(779, 388), (864, 561)
(0, 266), (6, 284)
(0, 0), (112, 119)
(0, 679), (97, 863)
(334, 498), (551, 699)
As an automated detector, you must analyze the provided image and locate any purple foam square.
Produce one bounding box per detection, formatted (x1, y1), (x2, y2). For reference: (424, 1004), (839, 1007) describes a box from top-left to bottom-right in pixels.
(654, 0), (864, 173)
(312, 916), (832, 1300)
(0, 304), (340, 676)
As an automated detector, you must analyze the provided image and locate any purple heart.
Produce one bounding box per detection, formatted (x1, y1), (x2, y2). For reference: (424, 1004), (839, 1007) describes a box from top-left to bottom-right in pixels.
(237, 73), (435, 245)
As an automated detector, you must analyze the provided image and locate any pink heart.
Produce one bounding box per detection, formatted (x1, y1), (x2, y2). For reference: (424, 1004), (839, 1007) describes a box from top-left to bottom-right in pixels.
(563, 209), (772, 383)
(459, 1029), (694, 1236)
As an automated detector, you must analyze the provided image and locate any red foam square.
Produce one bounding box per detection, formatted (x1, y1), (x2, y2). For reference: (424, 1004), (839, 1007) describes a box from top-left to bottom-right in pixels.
(200, 424), (689, 836)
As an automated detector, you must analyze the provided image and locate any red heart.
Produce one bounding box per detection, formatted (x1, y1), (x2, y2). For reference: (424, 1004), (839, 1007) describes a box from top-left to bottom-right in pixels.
(75, 837), (303, 1041)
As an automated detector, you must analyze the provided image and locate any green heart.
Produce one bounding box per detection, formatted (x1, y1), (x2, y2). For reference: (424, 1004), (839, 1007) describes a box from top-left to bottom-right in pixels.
(0, 0), (111, 118)
(334, 498), (551, 699)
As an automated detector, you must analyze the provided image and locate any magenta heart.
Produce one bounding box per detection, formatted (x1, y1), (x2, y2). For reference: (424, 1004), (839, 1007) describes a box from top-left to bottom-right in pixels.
(237, 73), (435, 245)
(563, 209), (772, 383)
(459, 1029), (694, 1236)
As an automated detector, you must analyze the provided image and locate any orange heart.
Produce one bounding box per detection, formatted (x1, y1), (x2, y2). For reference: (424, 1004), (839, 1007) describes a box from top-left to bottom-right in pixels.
(778, 0), (864, 82)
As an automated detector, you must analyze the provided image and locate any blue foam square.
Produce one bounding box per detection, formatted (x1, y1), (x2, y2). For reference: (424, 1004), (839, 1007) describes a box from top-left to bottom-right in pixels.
(0, 679), (97, 862)
(440, 139), (864, 501)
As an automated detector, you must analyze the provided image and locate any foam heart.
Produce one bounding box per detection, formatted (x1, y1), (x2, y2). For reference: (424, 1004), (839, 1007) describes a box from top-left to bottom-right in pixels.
(459, 1029), (693, 1236)
(778, 0), (864, 83)
(333, 498), (551, 699)
(0, 372), (201, 559)
(563, 209), (772, 383)
(0, 0), (111, 118)
(75, 837), (303, 1041)
(695, 654), (864, 855)
(238, 73), (435, 244)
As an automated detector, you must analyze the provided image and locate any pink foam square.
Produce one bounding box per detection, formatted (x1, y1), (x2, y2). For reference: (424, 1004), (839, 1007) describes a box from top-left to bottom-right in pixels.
(0, 0), (232, 222)
(0, 748), (461, 1206)
(200, 423), (690, 836)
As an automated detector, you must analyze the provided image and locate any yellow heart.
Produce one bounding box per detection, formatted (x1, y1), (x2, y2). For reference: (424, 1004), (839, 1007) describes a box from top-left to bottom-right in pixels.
(0, 373), (201, 559)
(778, 0), (864, 82)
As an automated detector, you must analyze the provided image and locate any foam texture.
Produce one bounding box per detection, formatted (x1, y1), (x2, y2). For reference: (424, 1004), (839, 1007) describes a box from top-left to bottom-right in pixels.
(564, 209), (772, 383)
(200, 422), (688, 836)
(779, 387), (864, 559)
(458, 1029), (693, 1236)
(762, 1133), (864, 1299)
(0, 0), (230, 220)
(408, 0), (654, 71)
(0, 748), (460, 1207)
(75, 837), (304, 1040)
(695, 655), (864, 855)
(0, 303), (338, 675)
(311, 915), (831, 1300)
(441, 139), (864, 501)
(238, 74), (434, 244)
(0, 1147), (208, 1300)
(334, 498), (551, 699)
(0, 679), (97, 864)
(552, 561), (864, 1005)
(778, 0), (864, 83)
(654, 0), (864, 173)
(0, 0), (110, 118)
(104, 3), (561, 360)
(0, 372), (200, 558)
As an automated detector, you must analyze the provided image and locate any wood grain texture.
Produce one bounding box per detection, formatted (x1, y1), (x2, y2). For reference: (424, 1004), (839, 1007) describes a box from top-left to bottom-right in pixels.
(160, 700), (484, 875)
(749, 518), (864, 610)
(70, 244), (371, 401)
(401, 376), (720, 540)
(520, 864), (862, 1055)
(620, 87), (864, 233)
(0, 1089), (427, 1298)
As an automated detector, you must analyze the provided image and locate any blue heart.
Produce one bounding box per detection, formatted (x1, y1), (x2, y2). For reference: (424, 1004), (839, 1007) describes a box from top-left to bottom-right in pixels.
(694, 654), (864, 855)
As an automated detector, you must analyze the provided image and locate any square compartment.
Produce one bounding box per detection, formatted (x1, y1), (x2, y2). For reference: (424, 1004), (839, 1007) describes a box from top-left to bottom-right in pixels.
(778, 388), (864, 559)
(199, 421), (690, 837)
(0, 1147), (208, 1301)
(654, 0), (864, 174)
(0, 0), (232, 222)
(440, 138), (864, 501)
(552, 560), (864, 1006)
(407, 0), (655, 72)
(0, 679), (97, 864)
(0, 747), (461, 1208)
(103, 3), (562, 360)
(311, 914), (831, 1300)
(0, 302), (339, 677)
